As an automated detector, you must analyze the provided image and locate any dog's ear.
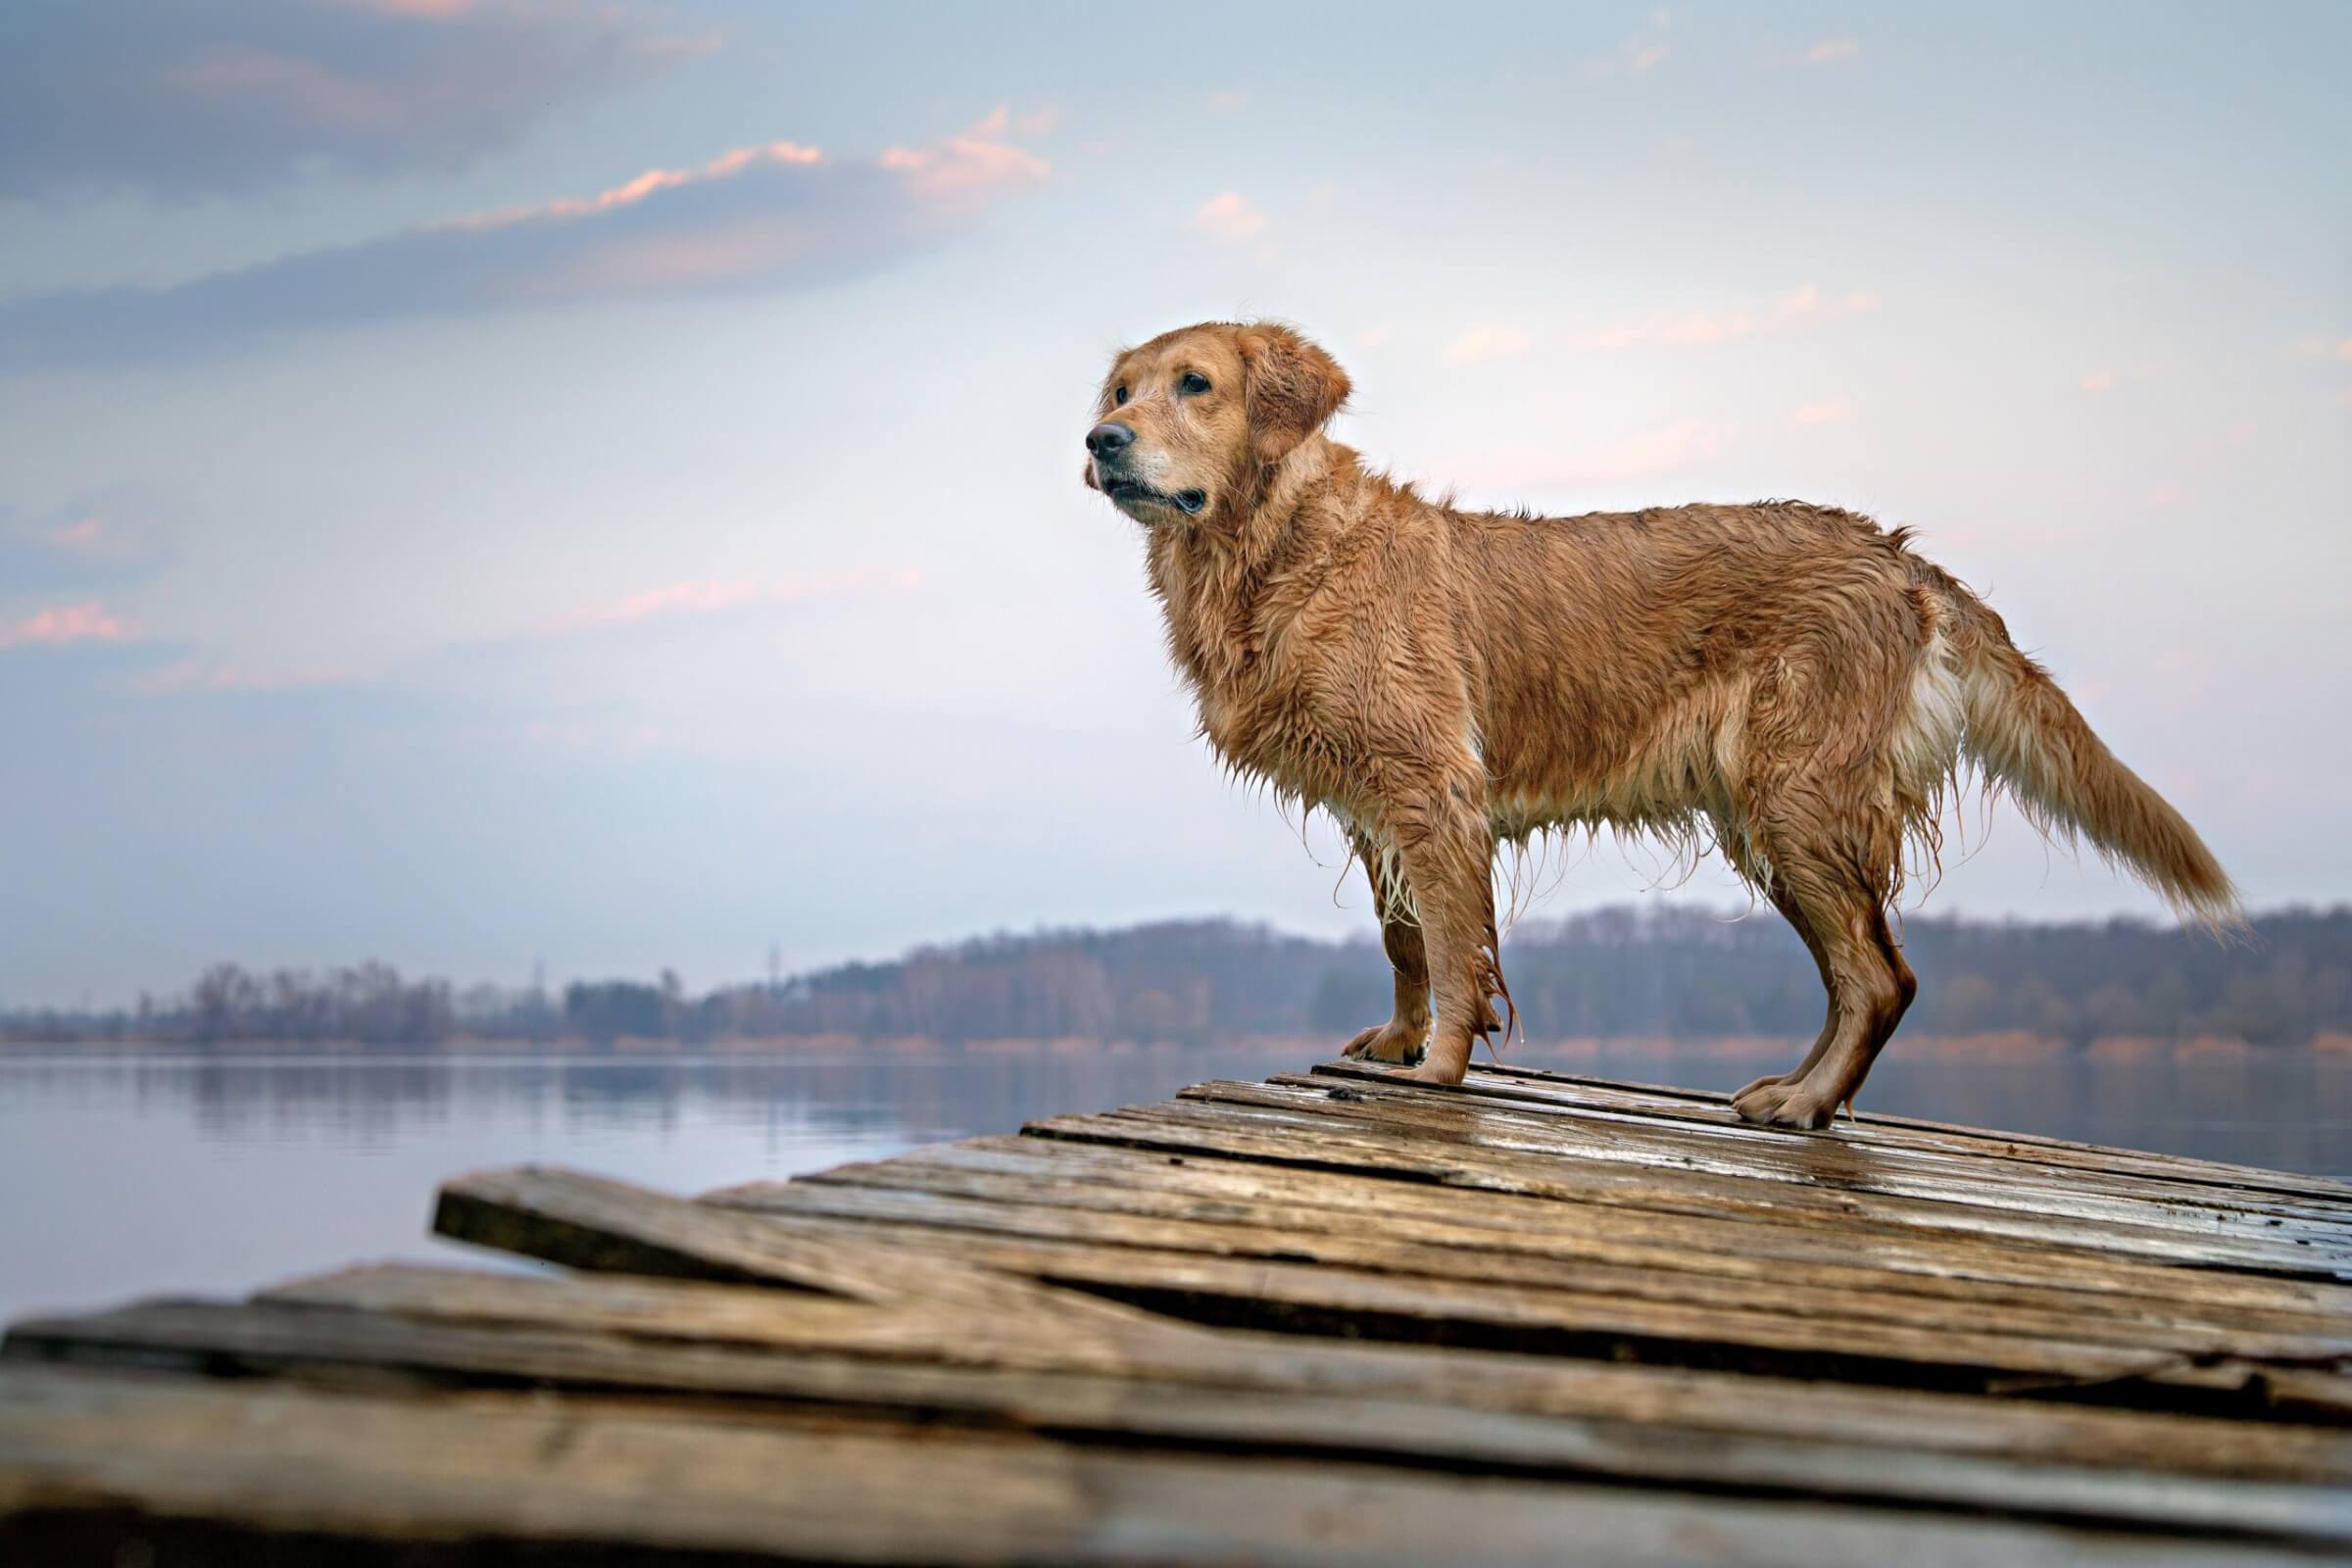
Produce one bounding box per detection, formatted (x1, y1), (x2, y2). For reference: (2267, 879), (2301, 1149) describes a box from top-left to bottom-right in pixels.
(1239, 323), (1350, 465)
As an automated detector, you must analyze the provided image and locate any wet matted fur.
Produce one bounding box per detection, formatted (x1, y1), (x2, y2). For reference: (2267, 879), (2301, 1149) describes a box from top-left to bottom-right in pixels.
(1081, 320), (2237, 1128)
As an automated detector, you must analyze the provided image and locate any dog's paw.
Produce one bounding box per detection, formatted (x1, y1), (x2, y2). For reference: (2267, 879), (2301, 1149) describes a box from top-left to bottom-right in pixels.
(1341, 1020), (1427, 1065)
(1729, 1076), (1838, 1130)
(1396, 1057), (1467, 1087)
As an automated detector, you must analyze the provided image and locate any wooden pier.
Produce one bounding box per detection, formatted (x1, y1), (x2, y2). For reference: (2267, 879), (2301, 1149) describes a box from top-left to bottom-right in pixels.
(5, 1058), (2350, 1564)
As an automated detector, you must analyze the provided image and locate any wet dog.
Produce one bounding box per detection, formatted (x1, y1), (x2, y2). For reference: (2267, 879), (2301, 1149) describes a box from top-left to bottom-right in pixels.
(1082, 320), (2236, 1127)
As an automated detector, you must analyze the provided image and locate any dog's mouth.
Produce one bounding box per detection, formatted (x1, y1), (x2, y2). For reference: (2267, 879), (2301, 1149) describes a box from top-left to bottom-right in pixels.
(1104, 478), (1207, 516)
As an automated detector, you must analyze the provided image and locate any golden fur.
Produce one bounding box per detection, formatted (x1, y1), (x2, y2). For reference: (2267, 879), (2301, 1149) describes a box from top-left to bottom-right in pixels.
(1082, 321), (2238, 1128)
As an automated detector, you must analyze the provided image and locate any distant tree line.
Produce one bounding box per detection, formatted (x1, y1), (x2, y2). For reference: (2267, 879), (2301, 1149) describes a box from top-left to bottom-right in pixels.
(5, 906), (2347, 1048)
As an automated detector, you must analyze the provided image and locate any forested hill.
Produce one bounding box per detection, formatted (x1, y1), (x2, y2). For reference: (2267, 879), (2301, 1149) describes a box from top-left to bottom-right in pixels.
(744, 906), (2348, 1048)
(8, 906), (2348, 1048)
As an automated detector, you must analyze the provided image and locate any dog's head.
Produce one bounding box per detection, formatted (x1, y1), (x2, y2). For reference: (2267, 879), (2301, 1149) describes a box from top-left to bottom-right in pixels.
(1082, 321), (1350, 525)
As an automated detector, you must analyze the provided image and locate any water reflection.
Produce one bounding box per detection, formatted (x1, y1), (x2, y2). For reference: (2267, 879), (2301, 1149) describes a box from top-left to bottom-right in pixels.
(1, 1041), (2342, 1325)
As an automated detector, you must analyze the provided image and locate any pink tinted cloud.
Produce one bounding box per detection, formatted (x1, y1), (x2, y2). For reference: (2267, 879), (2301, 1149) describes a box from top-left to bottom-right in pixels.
(131, 660), (354, 695)
(333, 0), (475, 16)
(442, 140), (824, 231)
(558, 568), (921, 632)
(1193, 191), (1267, 242)
(1804, 39), (1861, 63)
(1564, 286), (1878, 353)
(2079, 369), (2116, 392)
(1791, 398), (1856, 427)
(878, 108), (1051, 202)
(162, 48), (407, 135)
(0, 601), (131, 650)
(46, 514), (114, 555)
(1444, 326), (1533, 364)
(564, 578), (765, 629)
(1457, 417), (1728, 491)
(50, 515), (105, 548)
(0, 108), (1056, 368)
(26, 512), (158, 565)
(4, 0), (701, 204)
(1590, 19), (1674, 79)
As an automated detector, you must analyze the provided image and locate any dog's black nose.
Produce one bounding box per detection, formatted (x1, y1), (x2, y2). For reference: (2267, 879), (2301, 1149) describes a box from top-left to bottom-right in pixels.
(1086, 421), (1135, 460)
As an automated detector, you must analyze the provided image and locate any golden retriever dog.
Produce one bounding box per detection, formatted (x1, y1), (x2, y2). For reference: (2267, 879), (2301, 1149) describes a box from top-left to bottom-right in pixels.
(1081, 320), (2238, 1128)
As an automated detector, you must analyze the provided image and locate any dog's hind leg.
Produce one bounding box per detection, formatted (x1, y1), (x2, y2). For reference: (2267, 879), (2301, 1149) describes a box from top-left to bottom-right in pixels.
(1726, 868), (1838, 1105)
(1729, 845), (1915, 1130)
(1340, 835), (1433, 1065)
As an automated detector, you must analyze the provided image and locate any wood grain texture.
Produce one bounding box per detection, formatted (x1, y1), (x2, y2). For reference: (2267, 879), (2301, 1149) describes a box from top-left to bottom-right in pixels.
(4, 1059), (2348, 1564)
(1, 1366), (2335, 1567)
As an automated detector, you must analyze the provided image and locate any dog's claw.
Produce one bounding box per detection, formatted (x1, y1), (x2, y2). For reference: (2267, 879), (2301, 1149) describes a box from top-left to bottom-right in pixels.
(1340, 1021), (1426, 1066)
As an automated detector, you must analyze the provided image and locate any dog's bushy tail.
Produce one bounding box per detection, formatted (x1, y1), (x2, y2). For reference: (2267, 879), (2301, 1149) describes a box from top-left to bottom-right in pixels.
(1942, 585), (2241, 932)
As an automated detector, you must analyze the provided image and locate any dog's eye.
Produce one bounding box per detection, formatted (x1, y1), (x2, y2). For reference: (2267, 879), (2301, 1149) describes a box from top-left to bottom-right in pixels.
(1177, 371), (1212, 396)
(1113, 385), (1129, 406)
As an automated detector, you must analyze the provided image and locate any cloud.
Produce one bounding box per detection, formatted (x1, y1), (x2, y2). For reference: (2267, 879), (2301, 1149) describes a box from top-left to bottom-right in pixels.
(2289, 335), (2352, 361)
(556, 568), (922, 634)
(0, 602), (132, 651)
(129, 659), (356, 696)
(2145, 482), (2193, 510)
(878, 107), (1050, 199)
(48, 516), (112, 555)
(1443, 326), (1533, 364)
(1562, 286), (1880, 353)
(0, 501), (173, 593)
(2079, 369), (2116, 392)
(1804, 39), (1861, 64)
(1207, 90), (1249, 114)
(1192, 191), (1267, 242)
(1591, 13), (1675, 77)
(1458, 417), (1727, 491)
(0, 1), (709, 201)
(1790, 398), (1856, 427)
(0, 118), (1050, 371)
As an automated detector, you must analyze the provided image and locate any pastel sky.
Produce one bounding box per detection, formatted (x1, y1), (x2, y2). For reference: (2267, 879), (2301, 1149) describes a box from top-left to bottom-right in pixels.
(3, 1), (2346, 1005)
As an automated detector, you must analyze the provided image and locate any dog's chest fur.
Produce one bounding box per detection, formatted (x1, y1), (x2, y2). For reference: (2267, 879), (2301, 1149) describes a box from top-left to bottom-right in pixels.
(1147, 527), (1341, 802)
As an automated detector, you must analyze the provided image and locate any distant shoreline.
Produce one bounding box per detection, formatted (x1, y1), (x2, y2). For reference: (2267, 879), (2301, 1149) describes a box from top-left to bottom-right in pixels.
(5, 1032), (2346, 1061)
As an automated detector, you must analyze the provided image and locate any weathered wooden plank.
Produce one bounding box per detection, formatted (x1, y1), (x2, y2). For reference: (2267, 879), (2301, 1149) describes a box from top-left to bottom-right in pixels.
(8, 1365), (2313, 1568)
(435, 1164), (999, 1304)
(760, 1149), (2352, 1332)
(1029, 1099), (2352, 1281)
(1068, 1094), (2322, 1275)
(251, 1264), (2352, 1480)
(422, 1164), (2341, 1416)
(10, 1293), (2349, 1544)
(703, 1215), (2345, 1414)
(708, 1175), (2352, 1363)
(1183, 1079), (2352, 1259)
(1298, 1065), (2352, 1219)
(433, 1164), (1154, 1330)
(1457, 1061), (2352, 1204)
(809, 1136), (2352, 1316)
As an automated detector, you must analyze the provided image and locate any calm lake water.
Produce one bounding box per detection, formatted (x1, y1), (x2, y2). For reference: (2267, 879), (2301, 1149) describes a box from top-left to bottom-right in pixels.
(3, 1041), (2345, 1325)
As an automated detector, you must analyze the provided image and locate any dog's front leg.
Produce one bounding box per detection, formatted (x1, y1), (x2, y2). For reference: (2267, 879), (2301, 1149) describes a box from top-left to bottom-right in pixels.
(1379, 767), (1504, 1087)
(1340, 835), (1432, 1064)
